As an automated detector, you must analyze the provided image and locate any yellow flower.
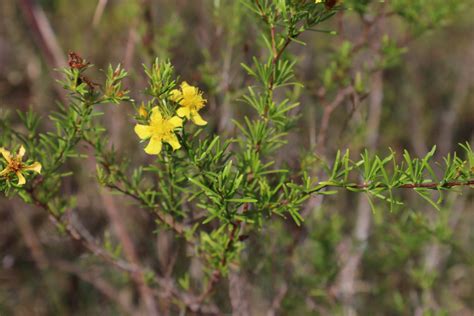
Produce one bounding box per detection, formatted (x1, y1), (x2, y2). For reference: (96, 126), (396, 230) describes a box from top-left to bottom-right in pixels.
(0, 146), (42, 186)
(138, 103), (148, 118)
(170, 82), (207, 126)
(134, 106), (183, 155)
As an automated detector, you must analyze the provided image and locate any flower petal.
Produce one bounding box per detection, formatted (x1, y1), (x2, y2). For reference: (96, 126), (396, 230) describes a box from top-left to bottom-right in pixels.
(181, 81), (191, 89)
(23, 162), (42, 174)
(181, 83), (197, 98)
(168, 116), (183, 128)
(150, 106), (162, 123)
(0, 148), (12, 163)
(18, 146), (26, 159)
(191, 112), (208, 126)
(164, 135), (181, 151)
(176, 107), (191, 119)
(16, 172), (26, 186)
(144, 137), (163, 155)
(170, 89), (182, 102)
(0, 167), (10, 177)
(134, 124), (152, 140)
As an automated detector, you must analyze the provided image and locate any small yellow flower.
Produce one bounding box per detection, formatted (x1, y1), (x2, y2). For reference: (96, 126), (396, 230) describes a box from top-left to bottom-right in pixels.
(0, 146), (42, 186)
(134, 106), (183, 155)
(138, 103), (148, 118)
(170, 82), (207, 126)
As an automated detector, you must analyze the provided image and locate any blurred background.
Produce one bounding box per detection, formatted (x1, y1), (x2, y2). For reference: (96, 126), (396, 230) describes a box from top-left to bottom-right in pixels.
(1, 0), (473, 315)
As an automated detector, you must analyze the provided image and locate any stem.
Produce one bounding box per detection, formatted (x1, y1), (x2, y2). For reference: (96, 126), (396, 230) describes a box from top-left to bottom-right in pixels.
(308, 179), (474, 194)
(25, 186), (219, 314)
(196, 222), (239, 305)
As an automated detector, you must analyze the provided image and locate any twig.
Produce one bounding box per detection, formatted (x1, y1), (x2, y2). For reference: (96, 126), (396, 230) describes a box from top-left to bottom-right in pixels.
(316, 86), (354, 155)
(141, 0), (156, 58)
(17, 0), (67, 102)
(229, 268), (251, 316)
(100, 190), (159, 315)
(105, 182), (191, 242)
(12, 202), (48, 269)
(437, 44), (474, 156)
(267, 282), (288, 316)
(333, 7), (386, 309)
(196, 223), (239, 306)
(28, 190), (144, 274)
(307, 179), (474, 194)
(11, 198), (137, 314)
(26, 187), (221, 313)
(53, 260), (136, 314)
(92, 0), (108, 28)
(82, 137), (194, 243)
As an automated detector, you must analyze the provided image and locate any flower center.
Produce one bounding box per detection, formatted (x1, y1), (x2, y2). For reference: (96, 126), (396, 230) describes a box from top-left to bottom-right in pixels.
(182, 91), (205, 111)
(9, 158), (23, 172)
(150, 120), (174, 138)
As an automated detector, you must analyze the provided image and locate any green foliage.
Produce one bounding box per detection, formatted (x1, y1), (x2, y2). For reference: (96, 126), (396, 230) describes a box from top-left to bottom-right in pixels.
(1, 0), (473, 314)
(392, 0), (463, 30)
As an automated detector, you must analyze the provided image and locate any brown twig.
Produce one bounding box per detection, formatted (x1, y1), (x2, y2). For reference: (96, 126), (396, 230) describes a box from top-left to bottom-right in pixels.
(267, 282), (288, 316)
(105, 182), (191, 242)
(11, 199), (137, 314)
(100, 191), (159, 315)
(229, 268), (251, 316)
(316, 86), (355, 155)
(28, 190), (144, 274)
(26, 187), (221, 313)
(196, 222), (239, 306)
(92, 0), (108, 28)
(12, 203), (48, 269)
(82, 137), (194, 243)
(17, 0), (67, 102)
(333, 7), (386, 311)
(308, 179), (474, 194)
(53, 260), (136, 314)
(141, 0), (156, 59)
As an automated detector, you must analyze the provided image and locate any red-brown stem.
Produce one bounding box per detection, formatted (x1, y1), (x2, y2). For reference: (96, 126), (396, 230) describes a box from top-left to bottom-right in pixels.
(196, 222), (240, 305)
(350, 179), (474, 190)
(308, 179), (474, 195)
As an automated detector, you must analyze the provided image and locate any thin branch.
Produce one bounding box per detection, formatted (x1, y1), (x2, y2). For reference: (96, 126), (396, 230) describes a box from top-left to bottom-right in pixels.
(196, 222), (239, 306)
(12, 202), (48, 269)
(316, 86), (355, 155)
(53, 260), (136, 315)
(17, 0), (67, 102)
(267, 283), (288, 316)
(105, 182), (192, 242)
(334, 8), (385, 311)
(26, 187), (220, 313)
(82, 137), (194, 243)
(100, 190), (159, 315)
(92, 0), (108, 28)
(11, 199), (137, 314)
(308, 179), (474, 194)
